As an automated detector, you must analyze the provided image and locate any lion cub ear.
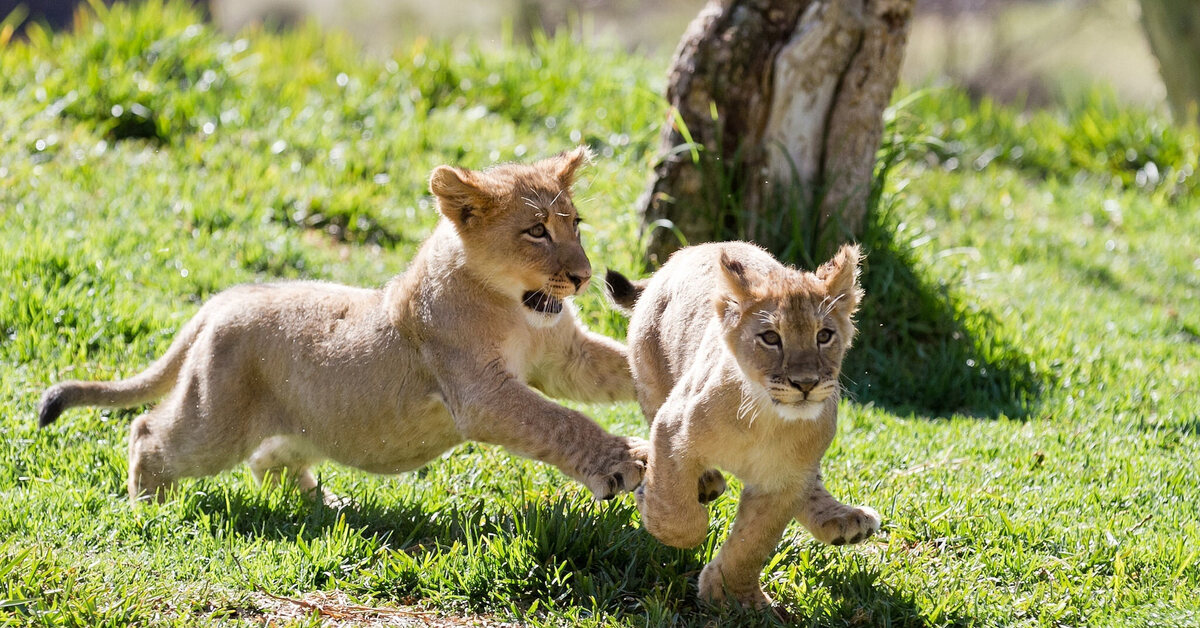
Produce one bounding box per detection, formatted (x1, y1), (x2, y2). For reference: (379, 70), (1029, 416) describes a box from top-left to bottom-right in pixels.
(817, 243), (863, 313)
(714, 249), (762, 321)
(429, 165), (494, 229)
(548, 145), (593, 188)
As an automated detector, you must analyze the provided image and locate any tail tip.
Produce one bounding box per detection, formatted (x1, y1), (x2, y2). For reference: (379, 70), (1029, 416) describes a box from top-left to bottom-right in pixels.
(38, 387), (66, 428)
(604, 269), (641, 312)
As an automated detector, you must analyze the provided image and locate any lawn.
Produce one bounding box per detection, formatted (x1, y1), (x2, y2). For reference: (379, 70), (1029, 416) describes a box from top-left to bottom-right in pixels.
(1, 2), (1198, 626)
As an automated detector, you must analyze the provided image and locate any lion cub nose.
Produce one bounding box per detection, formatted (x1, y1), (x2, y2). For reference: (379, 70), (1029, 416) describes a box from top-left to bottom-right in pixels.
(789, 376), (820, 393)
(568, 271), (590, 292)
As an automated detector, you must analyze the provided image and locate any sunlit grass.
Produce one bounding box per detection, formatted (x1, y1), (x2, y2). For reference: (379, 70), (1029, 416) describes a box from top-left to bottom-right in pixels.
(1, 2), (1198, 626)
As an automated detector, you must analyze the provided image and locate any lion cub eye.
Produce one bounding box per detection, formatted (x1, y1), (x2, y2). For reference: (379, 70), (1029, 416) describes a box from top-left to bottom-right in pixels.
(816, 328), (835, 344)
(758, 331), (782, 347)
(525, 224), (549, 240)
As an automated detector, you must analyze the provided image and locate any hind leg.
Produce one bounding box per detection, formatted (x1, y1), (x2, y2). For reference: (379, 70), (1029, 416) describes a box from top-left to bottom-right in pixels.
(248, 435), (345, 507)
(127, 411), (176, 503)
(127, 409), (249, 503)
(127, 375), (262, 504)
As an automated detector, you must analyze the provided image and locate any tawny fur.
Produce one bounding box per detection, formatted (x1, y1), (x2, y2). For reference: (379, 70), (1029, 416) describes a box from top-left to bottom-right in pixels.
(39, 147), (649, 505)
(611, 242), (881, 608)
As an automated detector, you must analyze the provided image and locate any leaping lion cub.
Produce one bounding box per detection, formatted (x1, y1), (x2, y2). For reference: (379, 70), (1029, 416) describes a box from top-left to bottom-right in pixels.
(606, 242), (880, 608)
(40, 147), (649, 504)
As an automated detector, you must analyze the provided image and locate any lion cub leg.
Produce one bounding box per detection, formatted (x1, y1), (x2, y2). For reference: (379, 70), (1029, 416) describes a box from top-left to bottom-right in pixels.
(248, 436), (348, 508)
(127, 404), (247, 503)
(126, 373), (261, 503)
(635, 438), (709, 549)
(794, 473), (880, 546)
(127, 411), (178, 503)
(698, 487), (800, 608)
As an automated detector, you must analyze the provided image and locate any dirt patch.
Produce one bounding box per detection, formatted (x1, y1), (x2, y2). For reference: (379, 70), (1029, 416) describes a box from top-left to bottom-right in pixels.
(247, 590), (523, 627)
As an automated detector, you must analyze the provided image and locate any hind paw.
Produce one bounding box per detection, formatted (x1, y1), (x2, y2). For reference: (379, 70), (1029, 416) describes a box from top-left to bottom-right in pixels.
(697, 468), (726, 503)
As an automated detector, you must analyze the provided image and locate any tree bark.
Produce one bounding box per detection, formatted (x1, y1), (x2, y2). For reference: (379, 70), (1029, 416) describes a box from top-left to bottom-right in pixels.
(1140, 0), (1200, 124)
(638, 0), (914, 267)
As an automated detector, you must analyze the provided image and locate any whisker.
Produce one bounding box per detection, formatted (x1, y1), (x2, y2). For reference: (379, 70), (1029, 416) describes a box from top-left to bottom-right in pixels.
(737, 394), (754, 425)
(818, 294), (845, 319)
(738, 386), (767, 428)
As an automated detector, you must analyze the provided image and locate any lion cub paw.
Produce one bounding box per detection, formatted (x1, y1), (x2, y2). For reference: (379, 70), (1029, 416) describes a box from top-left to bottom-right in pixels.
(587, 436), (649, 501)
(698, 562), (772, 609)
(697, 468), (726, 503)
(318, 488), (356, 511)
(808, 505), (881, 546)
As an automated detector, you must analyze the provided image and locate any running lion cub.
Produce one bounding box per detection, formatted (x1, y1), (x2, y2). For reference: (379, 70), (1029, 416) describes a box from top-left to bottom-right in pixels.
(39, 148), (649, 505)
(606, 242), (880, 607)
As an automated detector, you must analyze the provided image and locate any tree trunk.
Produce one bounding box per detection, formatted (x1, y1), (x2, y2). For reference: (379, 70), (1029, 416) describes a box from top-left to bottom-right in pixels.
(1140, 0), (1200, 124)
(638, 0), (914, 267)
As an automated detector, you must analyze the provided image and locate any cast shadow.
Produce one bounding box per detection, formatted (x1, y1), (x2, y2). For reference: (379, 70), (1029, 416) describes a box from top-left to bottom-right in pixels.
(175, 482), (971, 626)
(177, 483), (714, 612)
(792, 557), (975, 627)
(841, 215), (1043, 420)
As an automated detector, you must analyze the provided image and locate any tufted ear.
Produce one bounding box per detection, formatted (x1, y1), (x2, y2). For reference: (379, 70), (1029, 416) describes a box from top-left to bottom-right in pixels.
(714, 249), (765, 322)
(817, 243), (863, 314)
(548, 145), (592, 188)
(429, 165), (494, 228)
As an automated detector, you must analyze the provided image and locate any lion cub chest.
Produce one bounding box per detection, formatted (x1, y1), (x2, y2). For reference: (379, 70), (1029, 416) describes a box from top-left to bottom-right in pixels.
(698, 400), (835, 490)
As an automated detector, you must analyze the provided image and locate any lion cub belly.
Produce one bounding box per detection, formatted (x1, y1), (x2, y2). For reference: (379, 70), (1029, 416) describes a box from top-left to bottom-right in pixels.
(312, 393), (462, 475)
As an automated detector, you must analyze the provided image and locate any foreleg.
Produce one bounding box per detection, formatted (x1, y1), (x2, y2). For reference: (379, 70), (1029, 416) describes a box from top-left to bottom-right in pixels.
(698, 487), (800, 608)
(794, 472), (880, 546)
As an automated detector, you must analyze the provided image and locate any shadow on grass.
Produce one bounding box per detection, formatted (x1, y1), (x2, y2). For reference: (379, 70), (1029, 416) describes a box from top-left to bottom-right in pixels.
(800, 559), (974, 627)
(840, 209), (1044, 420)
(174, 483), (958, 626)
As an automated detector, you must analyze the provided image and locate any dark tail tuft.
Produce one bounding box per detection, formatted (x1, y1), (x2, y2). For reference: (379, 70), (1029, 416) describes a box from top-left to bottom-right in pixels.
(604, 269), (644, 312)
(38, 386), (67, 428)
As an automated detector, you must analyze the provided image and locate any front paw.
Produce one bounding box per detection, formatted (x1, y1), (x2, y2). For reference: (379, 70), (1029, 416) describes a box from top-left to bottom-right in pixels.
(318, 488), (357, 511)
(808, 505), (881, 546)
(586, 436), (648, 500)
(698, 562), (772, 609)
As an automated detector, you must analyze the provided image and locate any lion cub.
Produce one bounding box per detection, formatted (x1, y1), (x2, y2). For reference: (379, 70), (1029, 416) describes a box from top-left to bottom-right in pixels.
(606, 242), (880, 607)
(40, 148), (648, 505)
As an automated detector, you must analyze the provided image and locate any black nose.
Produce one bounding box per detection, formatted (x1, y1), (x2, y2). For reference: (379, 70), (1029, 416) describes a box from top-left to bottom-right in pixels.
(789, 376), (820, 393)
(568, 271), (589, 291)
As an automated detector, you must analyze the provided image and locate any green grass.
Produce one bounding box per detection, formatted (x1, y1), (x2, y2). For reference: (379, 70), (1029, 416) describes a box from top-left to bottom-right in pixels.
(2, 2), (1199, 626)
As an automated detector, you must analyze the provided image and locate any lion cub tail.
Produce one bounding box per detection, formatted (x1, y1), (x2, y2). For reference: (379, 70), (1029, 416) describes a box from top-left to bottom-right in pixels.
(603, 269), (646, 313)
(38, 315), (206, 428)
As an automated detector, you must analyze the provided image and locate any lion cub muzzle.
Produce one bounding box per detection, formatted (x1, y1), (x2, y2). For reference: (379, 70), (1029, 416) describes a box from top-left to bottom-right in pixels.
(522, 290), (564, 314)
(522, 248), (590, 317)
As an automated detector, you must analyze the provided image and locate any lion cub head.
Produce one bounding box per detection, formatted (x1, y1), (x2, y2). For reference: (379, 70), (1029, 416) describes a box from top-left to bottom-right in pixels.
(716, 244), (862, 421)
(428, 147), (594, 326)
